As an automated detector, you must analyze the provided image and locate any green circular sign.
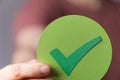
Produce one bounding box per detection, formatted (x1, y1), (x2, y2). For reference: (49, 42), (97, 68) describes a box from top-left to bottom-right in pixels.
(37, 15), (112, 80)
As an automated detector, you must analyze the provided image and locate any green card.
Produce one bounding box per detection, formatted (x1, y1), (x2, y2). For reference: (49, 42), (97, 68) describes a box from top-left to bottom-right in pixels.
(37, 15), (112, 80)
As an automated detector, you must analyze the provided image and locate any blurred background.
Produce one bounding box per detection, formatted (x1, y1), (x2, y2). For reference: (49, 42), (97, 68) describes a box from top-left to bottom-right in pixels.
(0, 0), (119, 80)
(0, 0), (120, 69)
(0, 0), (25, 68)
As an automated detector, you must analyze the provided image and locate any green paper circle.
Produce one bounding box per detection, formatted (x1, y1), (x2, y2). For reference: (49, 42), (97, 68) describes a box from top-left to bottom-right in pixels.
(37, 15), (112, 80)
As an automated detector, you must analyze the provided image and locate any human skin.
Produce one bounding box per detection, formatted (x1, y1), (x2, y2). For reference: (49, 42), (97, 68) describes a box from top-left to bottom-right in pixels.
(10, 0), (120, 80)
(0, 60), (52, 80)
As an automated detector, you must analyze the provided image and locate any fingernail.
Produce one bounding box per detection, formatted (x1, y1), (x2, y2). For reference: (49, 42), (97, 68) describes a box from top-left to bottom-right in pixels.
(40, 65), (50, 74)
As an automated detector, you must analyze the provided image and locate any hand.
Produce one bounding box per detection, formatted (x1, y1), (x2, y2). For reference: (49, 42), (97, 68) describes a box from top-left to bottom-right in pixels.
(0, 60), (53, 80)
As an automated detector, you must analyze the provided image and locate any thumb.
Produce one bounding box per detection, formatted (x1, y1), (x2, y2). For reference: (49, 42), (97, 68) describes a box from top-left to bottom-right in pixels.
(0, 60), (51, 79)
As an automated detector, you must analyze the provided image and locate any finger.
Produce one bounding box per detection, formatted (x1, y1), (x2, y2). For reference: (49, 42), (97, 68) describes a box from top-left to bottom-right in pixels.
(0, 61), (51, 80)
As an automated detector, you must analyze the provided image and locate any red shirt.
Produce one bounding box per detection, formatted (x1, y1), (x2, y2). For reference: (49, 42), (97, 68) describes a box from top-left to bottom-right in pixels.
(63, 2), (120, 79)
(14, 0), (120, 79)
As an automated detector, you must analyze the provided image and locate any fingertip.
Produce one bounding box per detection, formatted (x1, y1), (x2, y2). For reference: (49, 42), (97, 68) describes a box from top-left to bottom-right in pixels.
(40, 65), (51, 76)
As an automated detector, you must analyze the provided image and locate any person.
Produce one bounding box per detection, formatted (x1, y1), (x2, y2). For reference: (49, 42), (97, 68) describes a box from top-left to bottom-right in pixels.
(0, 0), (120, 79)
